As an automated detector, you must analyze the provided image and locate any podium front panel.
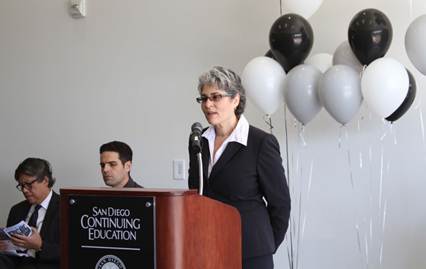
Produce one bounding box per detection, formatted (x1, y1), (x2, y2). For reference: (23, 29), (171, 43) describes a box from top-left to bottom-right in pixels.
(67, 195), (155, 269)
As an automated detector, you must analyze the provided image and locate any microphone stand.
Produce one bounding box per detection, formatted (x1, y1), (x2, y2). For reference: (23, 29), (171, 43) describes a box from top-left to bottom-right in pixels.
(190, 123), (203, 195)
(197, 152), (203, 195)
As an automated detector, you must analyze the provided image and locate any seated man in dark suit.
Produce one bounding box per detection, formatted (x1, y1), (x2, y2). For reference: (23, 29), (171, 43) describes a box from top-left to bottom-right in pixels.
(99, 141), (143, 188)
(0, 158), (60, 269)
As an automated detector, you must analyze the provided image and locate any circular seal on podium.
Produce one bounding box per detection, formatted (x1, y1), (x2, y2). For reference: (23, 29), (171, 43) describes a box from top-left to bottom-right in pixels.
(95, 254), (126, 269)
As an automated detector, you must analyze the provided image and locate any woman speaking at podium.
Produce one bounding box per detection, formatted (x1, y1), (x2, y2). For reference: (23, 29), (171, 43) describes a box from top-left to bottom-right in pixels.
(188, 66), (291, 269)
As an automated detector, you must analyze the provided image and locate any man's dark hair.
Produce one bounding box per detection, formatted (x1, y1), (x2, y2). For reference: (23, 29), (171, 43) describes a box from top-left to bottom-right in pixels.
(14, 158), (56, 188)
(100, 141), (133, 165)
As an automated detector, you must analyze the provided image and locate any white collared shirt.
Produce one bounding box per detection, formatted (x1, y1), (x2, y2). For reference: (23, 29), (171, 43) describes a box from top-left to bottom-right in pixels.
(202, 115), (249, 177)
(25, 190), (52, 257)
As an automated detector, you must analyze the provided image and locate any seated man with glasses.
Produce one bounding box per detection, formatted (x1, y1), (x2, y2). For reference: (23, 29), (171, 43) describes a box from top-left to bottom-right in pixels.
(0, 158), (60, 269)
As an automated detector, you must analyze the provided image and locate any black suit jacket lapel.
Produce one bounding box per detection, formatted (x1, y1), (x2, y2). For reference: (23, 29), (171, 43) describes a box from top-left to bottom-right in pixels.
(40, 192), (59, 238)
(20, 203), (32, 222)
(209, 142), (243, 179)
(201, 138), (210, 180)
(23, 203), (31, 219)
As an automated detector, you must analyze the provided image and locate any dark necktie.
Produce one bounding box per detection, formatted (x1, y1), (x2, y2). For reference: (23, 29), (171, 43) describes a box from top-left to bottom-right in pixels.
(28, 204), (41, 228)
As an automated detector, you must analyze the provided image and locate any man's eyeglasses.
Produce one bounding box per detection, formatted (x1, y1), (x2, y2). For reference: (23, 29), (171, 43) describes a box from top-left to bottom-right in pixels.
(16, 178), (39, 191)
(196, 94), (233, 104)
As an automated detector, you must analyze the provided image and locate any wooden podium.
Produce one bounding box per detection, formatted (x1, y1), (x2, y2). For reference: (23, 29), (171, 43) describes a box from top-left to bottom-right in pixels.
(60, 188), (242, 269)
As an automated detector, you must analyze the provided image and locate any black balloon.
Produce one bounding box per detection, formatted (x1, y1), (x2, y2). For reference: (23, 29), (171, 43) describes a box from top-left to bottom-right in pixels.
(269, 13), (313, 72)
(265, 49), (276, 60)
(386, 69), (416, 122)
(348, 8), (393, 65)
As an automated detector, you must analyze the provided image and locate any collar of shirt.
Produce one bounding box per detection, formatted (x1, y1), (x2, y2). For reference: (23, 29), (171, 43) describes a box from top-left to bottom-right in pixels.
(39, 189), (52, 210)
(202, 114), (249, 146)
(202, 115), (249, 176)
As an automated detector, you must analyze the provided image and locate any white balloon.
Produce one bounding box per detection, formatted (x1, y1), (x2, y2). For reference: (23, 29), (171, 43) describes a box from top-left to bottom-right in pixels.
(241, 56), (286, 115)
(405, 14), (426, 75)
(283, 0), (323, 18)
(305, 53), (333, 73)
(319, 65), (362, 125)
(285, 64), (322, 125)
(361, 57), (409, 118)
(333, 41), (363, 74)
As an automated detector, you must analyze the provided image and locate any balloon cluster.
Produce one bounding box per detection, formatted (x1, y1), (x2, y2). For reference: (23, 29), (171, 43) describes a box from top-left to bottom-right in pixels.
(242, 8), (419, 126)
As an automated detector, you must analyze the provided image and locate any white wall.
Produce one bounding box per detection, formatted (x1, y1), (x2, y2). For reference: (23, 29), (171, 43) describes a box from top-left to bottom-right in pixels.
(0, 0), (425, 268)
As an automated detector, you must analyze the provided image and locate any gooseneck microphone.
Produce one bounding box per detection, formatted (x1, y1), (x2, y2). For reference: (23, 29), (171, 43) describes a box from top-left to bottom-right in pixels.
(190, 122), (203, 154)
(190, 122), (203, 195)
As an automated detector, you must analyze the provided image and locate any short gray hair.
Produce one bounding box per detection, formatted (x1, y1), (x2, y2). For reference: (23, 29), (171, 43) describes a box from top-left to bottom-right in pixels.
(197, 66), (246, 117)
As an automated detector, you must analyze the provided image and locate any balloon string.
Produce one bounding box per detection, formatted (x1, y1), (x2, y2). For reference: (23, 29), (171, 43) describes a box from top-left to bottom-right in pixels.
(379, 131), (391, 267)
(295, 195), (302, 269)
(284, 105), (291, 185)
(364, 234), (370, 268)
(263, 114), (274, 134)
(296, 159), (313, 269)
(298, 124), (307, 146)
(419, 108), (425, 145)
(390, 123), (397, 145)
(365, 142), (373, 269)
(355, 224), (362, 255)
(283, 105), (294, 269)
(306, 160), (313, 201)
(341, 126), (355, 188)
(379, 200), (387, 267)
(379, 144), (384, 210)
(286, 221), (294, 269)
(286, 247), (293, 269)
(379, 120), (388, 141)
(279, 0), (282, 16)
(369, 216), (373, 249)
(357, 106), (364, 169)
(347, 148), (354, 189)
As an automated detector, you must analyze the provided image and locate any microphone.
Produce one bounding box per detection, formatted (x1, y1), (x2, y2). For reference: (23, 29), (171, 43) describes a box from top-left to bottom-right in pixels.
(190, 122), (203, 154)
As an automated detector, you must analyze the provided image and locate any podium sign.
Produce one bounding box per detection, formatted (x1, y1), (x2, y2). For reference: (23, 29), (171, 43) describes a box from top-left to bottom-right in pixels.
(61, 188), (242, 269)
(67, 195), (155, 269)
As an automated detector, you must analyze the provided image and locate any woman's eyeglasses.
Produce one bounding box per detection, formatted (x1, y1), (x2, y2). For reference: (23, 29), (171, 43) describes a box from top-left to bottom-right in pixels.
(196, 94), (232, 104)
(16, 178), (39, 191)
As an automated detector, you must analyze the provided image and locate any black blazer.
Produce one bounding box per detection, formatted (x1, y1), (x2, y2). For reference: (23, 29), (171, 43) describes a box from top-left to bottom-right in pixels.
(189, 125), (291, 259)
(123, 177), (143, 188)
(7, 191), (60, 267)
